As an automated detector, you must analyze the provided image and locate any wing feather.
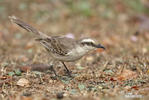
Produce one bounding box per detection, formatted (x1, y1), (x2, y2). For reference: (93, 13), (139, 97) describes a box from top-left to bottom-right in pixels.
(36, 36), (76, 56)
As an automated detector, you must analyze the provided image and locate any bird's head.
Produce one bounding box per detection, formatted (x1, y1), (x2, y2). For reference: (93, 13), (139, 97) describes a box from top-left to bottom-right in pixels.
(80, 38), (105, 51)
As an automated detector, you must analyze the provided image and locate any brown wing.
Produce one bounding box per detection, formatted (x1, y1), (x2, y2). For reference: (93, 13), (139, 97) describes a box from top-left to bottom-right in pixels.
(36, 36), (77, 56)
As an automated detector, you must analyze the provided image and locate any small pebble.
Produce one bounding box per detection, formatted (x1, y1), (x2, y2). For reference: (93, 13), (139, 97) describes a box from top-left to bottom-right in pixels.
(56, 92), (64, 99)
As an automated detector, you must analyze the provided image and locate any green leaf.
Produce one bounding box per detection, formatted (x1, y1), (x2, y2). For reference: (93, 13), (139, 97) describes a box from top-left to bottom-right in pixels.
(15, 69), (22, 76)
(27, 49), (33, 53)
(78, 84), (86, 91)
(70, 89), (78, 95)
(1, 62), (9, 67)
(77, 66), (84, 70)
(8, 72), (15, 76)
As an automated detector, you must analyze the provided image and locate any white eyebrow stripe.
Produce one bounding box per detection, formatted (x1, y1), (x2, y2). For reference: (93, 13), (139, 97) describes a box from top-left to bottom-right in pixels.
(81, 39), (95, 43)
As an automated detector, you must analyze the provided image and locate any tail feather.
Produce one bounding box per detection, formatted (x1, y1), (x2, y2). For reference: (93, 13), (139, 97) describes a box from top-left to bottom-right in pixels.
(9, 16), (48, 38)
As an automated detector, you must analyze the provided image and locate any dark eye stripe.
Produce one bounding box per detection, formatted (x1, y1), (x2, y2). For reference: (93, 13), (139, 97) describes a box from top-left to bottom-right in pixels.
(81, 42), (94, 46)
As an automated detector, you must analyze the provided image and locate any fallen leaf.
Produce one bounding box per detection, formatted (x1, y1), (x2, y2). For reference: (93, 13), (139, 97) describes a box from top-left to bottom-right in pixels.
(20, 65), (31, 72)
(25, 42), (34, 49)
(131, 86), (139, 90)
(142, 48), (148, 54)
(98, 86), (103, 89)
(147, 69), (149, 74)
(8, 72), (15, 76)
(15, 69), (22, 76)
(17, 78), (29, 87)
(21, 96), (32, 100)
(138, 87), (149, 95)
(0, 76), (12, 86)
(86, 56), (94, 62)
(116, 69), (138, 81)
(19, 55), (29, 62)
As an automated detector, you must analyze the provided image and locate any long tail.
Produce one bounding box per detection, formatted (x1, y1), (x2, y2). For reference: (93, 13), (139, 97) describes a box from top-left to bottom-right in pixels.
(9, 16), (48, 38)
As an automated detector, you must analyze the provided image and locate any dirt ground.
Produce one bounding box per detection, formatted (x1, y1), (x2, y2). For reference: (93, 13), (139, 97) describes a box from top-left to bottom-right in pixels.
(0, 0), (149, 100)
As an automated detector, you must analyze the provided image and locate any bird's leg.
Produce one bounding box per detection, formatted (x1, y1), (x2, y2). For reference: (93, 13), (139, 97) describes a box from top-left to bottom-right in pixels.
(49, 65), (58, 77)
(61, 62), (71, 76)
(49, 60), (59, 77)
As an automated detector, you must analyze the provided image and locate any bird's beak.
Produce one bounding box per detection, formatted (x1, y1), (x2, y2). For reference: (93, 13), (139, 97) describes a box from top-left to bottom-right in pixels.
(95, 44), (105, 50)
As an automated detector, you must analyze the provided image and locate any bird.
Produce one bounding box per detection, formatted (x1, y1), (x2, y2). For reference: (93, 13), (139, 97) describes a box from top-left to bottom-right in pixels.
(9, 16), (105, 76)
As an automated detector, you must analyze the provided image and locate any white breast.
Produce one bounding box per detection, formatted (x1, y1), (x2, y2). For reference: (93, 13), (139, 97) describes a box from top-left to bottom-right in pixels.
(65, 46), (89, 61)
(49, 46), (93, 62)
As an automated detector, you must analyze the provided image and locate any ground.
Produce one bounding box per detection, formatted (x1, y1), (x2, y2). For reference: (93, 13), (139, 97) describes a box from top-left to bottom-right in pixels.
(0, 0), (149, 100)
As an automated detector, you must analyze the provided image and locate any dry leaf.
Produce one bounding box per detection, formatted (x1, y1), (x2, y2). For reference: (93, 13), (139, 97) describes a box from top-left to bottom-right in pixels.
(138, 87), (149, 95)
(19, 55), (29, 62)
(21, 96), (33, 100)
(116, 69), (138, 81)
(25, 42), (34, 49)
(0, 76), (12, 86)
(147, 69), (149, 74)
(20, 65), (32, 72)
(17, 78), (29, 87)
(86, 56), (94, 62)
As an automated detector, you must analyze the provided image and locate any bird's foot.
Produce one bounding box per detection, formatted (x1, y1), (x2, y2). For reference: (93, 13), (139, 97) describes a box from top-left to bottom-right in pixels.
(64, 70), (73, 77)
(49, 65), (60, 77)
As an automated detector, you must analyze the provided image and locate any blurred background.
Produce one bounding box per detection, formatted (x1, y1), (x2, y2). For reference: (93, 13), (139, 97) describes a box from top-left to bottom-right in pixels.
(0, 0), (149, 99)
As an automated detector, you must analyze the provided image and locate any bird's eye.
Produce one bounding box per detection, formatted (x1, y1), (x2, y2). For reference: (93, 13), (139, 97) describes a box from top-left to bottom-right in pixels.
(90, 42), (93, 45)
(88, 42), (93, 46)
(88, 43), (91, 45)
